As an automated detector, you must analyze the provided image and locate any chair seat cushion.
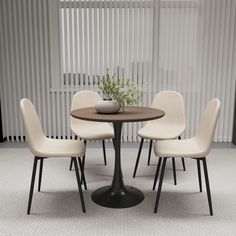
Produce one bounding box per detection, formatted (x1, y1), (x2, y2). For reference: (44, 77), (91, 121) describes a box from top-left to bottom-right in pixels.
(33, 138), (85, 158)
(154, 137), (208, 158)
(71, 121), (114, 140)
(138, 122), (185, 140)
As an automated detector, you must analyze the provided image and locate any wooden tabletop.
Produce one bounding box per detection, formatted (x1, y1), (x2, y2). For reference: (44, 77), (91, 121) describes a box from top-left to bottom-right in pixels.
(71, 106), (165, 123)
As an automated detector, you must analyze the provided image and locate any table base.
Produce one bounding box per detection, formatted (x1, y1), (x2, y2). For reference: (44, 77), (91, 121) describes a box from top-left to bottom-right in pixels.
(91, 185), (144, 208)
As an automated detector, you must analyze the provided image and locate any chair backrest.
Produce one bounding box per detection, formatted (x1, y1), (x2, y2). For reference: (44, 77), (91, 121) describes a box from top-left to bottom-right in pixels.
(150, 90), (186, 128)
(20, 98), (46, 154)
(195, 99), (220, 154)
(70, 91), (101, 126)
(71, 91), (101, 111)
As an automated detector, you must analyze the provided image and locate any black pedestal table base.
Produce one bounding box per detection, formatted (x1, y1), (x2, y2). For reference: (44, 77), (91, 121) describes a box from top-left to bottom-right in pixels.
(91, 122), (145, 208)
(92, 185), (144, 208)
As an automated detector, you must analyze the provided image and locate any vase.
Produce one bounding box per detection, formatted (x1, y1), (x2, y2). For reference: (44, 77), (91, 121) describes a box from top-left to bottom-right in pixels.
(95, 100), (120, 114)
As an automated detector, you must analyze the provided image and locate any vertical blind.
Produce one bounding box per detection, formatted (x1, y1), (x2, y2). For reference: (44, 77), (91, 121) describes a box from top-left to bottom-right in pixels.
(0, 0), (52, 141)
(0, 0), (236, 142)
(58, 0), (153, 141)
(153, 0), (236, 141)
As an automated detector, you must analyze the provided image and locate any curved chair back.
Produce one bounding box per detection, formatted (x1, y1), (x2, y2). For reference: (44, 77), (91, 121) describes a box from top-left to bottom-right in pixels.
(195, 99), (220, 155)
(20, 98), (45, 154)
(71, 90), (101, 126)
(71, 91), (101, 110)
(150, 90), (186, 128)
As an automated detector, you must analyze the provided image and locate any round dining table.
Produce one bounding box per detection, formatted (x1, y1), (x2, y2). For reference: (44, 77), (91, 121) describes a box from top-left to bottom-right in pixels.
(71, 106), (165, 208)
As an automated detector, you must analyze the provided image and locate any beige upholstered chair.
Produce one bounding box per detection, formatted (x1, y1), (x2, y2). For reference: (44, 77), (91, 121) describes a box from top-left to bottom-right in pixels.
(153, 99), (220, 215)
(20, 98), (86, 214)
(133, 91), (186, 185)
(69, 91), (114, 170)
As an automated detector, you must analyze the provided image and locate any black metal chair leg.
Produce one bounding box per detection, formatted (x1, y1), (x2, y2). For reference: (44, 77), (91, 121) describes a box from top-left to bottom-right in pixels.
(147, 140), (153, 166)
(181, 158), (186, 171)
(152, 157), (162, 190)
(38, 158), (44, 192)
(76, 159), (83, 188)
(133, 138), (144, 178)
(154, 157), (167, 213)
(102, 140), (107, 166)
(197, 159), (202, 192)
(77, 157), (87, 190)
(172, 157), (177, 185)
(69, 158), (73, 171)
(73, 157), (86, 213)
(82, 157), (85, 169)
(27, 156), (38, 215)
(82, 140), (87, 169)
(202, 158), (213, 216)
